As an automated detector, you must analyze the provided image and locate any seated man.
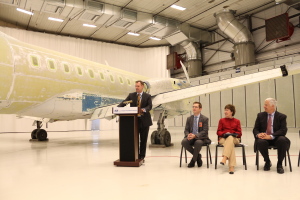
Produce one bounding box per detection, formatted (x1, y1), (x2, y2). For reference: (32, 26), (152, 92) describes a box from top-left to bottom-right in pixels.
(181, 102), (211, 168)
(253, 98), (290, 174)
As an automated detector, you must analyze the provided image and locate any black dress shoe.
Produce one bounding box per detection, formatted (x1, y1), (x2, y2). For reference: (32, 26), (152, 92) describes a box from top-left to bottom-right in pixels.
(220, 162), (225, 165)
(229, 171), (234, 174)
(277, 166), (284, 174)
(188, 159), (195, 168)
(264, 161), (272, 171)
(197, 154), (202, 167)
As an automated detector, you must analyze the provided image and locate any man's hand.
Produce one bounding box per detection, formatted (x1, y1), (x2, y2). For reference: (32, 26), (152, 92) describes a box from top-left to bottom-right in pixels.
(187, 133), (196, 140)
(257, 133), (266, 139)
(257, 133), (272, 140)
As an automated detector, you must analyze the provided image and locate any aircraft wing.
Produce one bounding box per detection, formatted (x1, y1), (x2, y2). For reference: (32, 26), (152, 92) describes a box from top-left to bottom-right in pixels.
(151, 63), (300, 107)
(91, 63), (300, 120)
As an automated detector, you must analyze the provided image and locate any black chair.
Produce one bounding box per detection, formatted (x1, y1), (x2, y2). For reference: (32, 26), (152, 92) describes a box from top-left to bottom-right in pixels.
(255, 145), (292, 172)
(215, 137), (247, 170)
(180, 143), (212, 168)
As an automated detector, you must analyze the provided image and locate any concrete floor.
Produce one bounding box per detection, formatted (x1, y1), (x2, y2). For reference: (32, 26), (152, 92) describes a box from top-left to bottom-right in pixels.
(0, 127), (299, 200)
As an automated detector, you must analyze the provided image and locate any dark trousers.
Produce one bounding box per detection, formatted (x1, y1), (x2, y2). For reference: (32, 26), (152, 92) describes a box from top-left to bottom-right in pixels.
(138, 118), (149, 159)
(181, 138), (204, 161)
(256, 136), (290, 164)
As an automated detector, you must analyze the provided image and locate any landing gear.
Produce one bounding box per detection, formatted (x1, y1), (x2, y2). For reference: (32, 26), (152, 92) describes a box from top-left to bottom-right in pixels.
(30, 121), (48, 141)
(150, 111), (173, 147)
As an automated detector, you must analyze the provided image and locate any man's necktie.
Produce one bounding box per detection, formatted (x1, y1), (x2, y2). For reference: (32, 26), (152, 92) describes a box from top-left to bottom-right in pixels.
(137, 93), (141, 116)
(193, 116), (198, 135)
(266, 114), (272, 135)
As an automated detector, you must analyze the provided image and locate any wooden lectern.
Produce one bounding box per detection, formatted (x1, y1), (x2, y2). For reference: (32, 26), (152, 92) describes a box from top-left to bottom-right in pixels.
(113, 107), (143, 167)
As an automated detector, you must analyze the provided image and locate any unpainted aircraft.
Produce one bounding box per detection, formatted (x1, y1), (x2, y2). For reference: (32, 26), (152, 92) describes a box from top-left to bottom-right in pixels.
(1, 31), (299, 145)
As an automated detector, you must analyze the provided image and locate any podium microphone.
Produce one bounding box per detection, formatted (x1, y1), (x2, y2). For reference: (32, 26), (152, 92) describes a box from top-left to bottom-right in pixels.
(123, 100), (132, 104)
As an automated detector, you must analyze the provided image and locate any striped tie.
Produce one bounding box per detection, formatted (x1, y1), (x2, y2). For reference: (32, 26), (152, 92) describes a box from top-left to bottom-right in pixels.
(137, 93), (141, 116)
(193, 116), (198, 135)
(266, 114), (272, 135)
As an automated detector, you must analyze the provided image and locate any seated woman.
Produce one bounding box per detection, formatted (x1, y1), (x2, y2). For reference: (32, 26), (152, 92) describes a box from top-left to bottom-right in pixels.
(217, 104), (242, 174)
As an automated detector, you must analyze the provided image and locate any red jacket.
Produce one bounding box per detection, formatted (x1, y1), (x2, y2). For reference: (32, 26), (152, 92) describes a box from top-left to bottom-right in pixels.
(217, 118), (242, 138)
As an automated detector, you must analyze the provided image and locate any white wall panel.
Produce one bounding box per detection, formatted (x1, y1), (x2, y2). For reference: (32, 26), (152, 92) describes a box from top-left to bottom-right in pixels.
(276, 76), (295, 127)
(233, 87), (246, 127)
(0, 27), (169, 132)
(259, 79), (276, 111)
(245, 83), (260, 127)
(294, 74), (300, 127)
(210, 92), (221, 127)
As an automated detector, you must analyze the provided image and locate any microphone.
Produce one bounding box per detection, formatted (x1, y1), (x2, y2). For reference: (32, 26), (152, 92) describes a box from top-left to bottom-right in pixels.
(123, 100), (132, 104)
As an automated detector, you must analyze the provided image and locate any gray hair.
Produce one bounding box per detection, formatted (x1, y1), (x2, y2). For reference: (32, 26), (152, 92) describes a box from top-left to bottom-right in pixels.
(265, 98), (277, 108)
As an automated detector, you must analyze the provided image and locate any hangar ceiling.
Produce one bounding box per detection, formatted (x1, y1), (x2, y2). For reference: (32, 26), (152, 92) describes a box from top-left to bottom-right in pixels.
(0, 0), (295, 47)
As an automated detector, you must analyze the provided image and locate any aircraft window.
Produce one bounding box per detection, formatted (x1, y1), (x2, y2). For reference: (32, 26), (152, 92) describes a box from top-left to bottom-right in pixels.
(76, 66), (83, 76)
(119, 77), (123, 84)
(99, 72), (105, 80)
(63, 64), (70, 73)
(110, 75), (114, 82)
(127, 79), (131, 85)
(47, 59), (57, 72)
(30, 56), (39, 67)
(88, 69), (94, 78)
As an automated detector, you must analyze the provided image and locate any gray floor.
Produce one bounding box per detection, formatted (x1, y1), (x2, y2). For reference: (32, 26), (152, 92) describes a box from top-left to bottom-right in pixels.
(0, 127), (299, 200)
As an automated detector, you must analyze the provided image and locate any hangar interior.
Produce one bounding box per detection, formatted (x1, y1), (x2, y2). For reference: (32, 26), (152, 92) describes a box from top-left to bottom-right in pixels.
(0, 0), (300, 199)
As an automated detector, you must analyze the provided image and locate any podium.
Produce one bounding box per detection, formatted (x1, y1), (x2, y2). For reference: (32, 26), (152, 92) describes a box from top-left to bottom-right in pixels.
(113, 107), (143, 167)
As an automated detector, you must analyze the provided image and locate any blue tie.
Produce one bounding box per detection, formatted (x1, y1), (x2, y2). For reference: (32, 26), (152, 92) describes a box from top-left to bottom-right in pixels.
(193, 116), (198, 135)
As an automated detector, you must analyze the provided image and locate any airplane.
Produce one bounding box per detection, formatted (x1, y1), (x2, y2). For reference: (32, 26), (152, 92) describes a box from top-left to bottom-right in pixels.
(1, 31), (300, 146)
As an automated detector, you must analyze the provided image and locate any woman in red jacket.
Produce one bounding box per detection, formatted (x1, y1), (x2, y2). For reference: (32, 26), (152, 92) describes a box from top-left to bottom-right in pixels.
(217, 104), (242, 174)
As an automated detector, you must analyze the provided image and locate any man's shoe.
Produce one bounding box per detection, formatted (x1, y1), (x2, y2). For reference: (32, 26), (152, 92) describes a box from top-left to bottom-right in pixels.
(263, 161), (272, 171)
(188, 159), (195, 168)
(277, 166), (284, 174)
(197, 154), (202, 167)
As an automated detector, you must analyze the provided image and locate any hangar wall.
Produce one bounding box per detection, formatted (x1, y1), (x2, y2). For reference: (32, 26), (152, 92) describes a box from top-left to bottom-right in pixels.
(169, 3), (300, 129)
(203, 3), (300, 73)
(168, 55), (300, 129)
(0, 27), (169, 132)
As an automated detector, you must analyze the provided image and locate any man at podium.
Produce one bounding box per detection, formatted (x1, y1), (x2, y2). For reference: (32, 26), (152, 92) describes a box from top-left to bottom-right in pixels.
(118, 80), (153, 162)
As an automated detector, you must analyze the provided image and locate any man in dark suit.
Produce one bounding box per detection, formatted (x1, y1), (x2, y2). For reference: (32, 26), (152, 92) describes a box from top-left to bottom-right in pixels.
(118, 80), (152, 161)
(181, 102), (211, 168)
(253, 98), (290, 174)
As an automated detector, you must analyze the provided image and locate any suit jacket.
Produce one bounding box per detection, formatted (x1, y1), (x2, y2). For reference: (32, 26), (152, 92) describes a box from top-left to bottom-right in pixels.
(184, 114), (210, 143)
(253, 111), (287, 138)
(118, 92), (153, 127)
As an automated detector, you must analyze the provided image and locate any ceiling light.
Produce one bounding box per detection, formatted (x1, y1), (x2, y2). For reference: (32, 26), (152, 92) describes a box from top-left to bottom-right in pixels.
(170, 4), (186, 11)
(83, 24), (97, 28)
(16, 8), (33, 15)
(149, 37), (161, 41)
(127, 32), (140, 36)
(48, 17), (64, 22)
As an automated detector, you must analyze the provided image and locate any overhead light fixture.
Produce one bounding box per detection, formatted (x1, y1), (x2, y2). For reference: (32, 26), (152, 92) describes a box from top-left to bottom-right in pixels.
(83, 24), (97, 28)
(16, 8), (34, 15)
(149, 37), (161, 41)
(48, 17), (64, 22)
(170, 4), (186, 11)
(127, 32), (140, 36)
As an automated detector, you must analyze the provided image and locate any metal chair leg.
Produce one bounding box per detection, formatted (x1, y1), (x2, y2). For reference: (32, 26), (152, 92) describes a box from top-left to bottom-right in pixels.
(242, 145), (247, 170)
(287, 150), (292, 172)
(184, 148), (187, 163)
(284, 153), (287, 166)
(298, 150), (300, 167)
(256, 150), (259, 170)
(180, 146), (183, 167)
(206, 145), (209, 168)
(215, 145), (218, 169)
(209, 145), (212, 164)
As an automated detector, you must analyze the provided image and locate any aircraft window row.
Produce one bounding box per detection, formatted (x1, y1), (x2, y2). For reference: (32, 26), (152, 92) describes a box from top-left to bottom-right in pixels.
(29, 54), (134, 85)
